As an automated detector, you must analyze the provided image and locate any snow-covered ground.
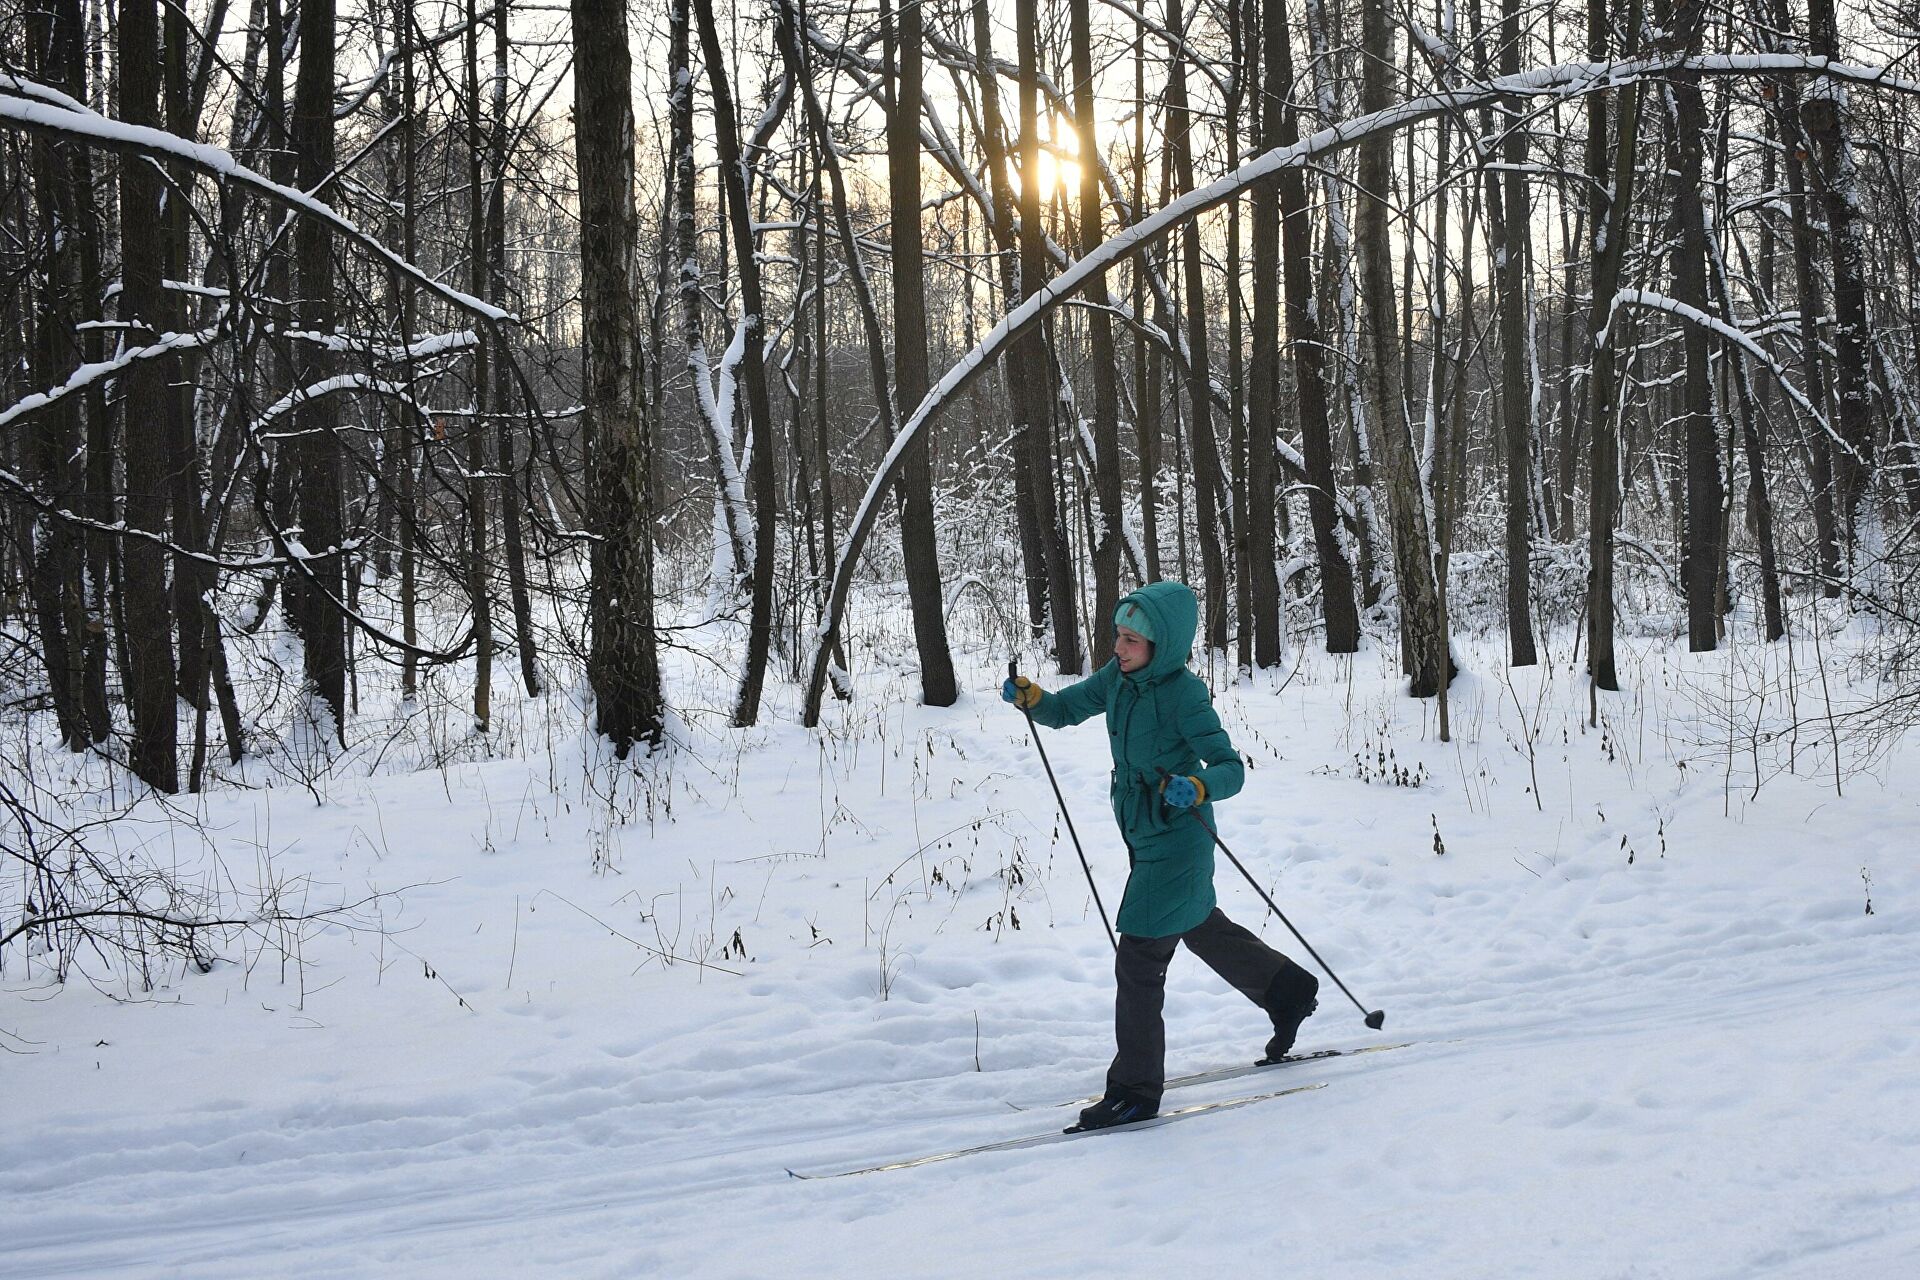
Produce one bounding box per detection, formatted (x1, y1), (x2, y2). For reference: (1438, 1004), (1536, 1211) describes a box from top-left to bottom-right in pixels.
(6, 630), (1918, 1278)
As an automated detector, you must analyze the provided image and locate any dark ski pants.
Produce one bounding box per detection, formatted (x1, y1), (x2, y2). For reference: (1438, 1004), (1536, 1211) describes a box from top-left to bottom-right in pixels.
(1107, 908), (1291, 1105)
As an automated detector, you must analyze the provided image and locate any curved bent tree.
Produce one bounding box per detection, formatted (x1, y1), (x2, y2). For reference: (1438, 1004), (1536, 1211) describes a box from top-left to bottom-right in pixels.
(799, 52), (1920, 728)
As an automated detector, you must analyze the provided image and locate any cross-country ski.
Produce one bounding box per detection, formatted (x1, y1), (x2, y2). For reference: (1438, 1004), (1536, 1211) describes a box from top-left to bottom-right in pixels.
(789, 1081), (1329, 1180)
(1015, 1041), (1413, 1111)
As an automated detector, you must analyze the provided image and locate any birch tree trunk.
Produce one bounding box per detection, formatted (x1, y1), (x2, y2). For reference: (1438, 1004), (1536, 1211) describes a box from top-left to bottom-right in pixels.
(690, 0), (780, 725)
(670, 0), (752, 581)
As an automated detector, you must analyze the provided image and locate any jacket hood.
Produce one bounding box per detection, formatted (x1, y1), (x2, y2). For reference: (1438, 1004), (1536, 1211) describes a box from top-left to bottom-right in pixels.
(1117, 581), (1198, 682)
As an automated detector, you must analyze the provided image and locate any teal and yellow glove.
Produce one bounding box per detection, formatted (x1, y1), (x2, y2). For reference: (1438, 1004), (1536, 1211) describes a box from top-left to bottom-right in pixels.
(1001, 675), (1043, 710)
(1161, 774), (1206, 808)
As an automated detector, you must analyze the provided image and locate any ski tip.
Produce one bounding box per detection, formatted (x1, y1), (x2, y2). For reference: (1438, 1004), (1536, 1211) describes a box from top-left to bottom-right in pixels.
(1365, 1010), (1386, 1030)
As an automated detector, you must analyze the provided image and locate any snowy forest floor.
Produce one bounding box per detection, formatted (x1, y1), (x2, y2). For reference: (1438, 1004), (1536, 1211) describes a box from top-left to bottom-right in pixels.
(5, 623), (1919, 1277)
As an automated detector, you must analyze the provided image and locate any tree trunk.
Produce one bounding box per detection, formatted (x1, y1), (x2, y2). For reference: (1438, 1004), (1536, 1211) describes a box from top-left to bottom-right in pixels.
(399, 1), (421, 699)
(671, 0), (752, 584)
(24, 0), (93, 751)
(881, 0), (958, 706)
(489, 0), (542, 699)
(1499, 0), (1538, 666)
(464, 0), (494, 731)
(1165, 0), (1229, 653)
(690, 0), (781, 725)
(967, 0), (1050, 637)
(1227, 12), (1251, 672)
(161, 0), (211, 716)
(1356, 0), (1447, 696)
(1069, 0), (1127, 662)
(1663, 1), (1722, 651)
(285, 0), (348, 742)
(1018, 0), (1083, 671)
(1244, 0), (1284, 668)
(1801, 0), (1875, 570)
(1132, 25), (1163, 582)
(1273, 0), (1358, 653)
(574, 0), (664, 754)
(115, 0), (179, 789)
(1585, 0), (1646, 695)
(807, 134), (842, 657)
(1775, 82), (1841, 595)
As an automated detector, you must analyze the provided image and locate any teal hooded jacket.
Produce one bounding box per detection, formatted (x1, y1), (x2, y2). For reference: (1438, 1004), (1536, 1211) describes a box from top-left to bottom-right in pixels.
(1027, 581), (1245, 938)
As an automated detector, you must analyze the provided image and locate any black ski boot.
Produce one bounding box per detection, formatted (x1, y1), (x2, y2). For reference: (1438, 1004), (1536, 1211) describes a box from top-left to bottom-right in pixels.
(1260, 961), (1320, 1062)
(1074, 1087), (1159, 1131)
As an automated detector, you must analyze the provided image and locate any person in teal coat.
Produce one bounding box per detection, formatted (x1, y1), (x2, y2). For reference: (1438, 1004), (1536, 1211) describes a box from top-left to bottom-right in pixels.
(1004, 580), (1320, 1129)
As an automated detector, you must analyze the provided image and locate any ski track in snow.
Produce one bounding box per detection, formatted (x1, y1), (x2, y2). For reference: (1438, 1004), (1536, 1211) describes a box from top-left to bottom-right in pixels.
(6, 641), (1920, 1277)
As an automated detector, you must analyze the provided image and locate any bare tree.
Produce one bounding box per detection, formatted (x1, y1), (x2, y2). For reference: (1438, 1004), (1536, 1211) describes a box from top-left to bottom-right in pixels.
(1017, 0), (1084, 671)
(1275, 0), (1358, 654)
(1584, 0), (1648, 696)
(1497, 0), (1538, 667)
(114, 0), (180, 788)
(575, 0), (664, 753)
(1356, 0), (1448, 696)
(1069, 0), (1127, 660)
(1164, 0), (1230, 653)
(1246, 0), (1285, 669)
(883, 0), (958, 706)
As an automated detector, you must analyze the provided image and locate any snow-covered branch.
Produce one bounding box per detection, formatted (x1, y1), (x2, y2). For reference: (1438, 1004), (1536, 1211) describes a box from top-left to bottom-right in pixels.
(0, 74), (514, 325)
(804, 49), (1917, 721)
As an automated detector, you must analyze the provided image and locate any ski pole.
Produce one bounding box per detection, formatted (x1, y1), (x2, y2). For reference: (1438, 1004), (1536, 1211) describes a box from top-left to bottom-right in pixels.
(1011, 660), (1117, 951)
(1158, 768), (1385, 1030)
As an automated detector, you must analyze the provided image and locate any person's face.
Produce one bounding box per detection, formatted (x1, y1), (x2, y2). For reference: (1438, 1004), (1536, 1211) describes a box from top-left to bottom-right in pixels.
(1114, 626), (1152, 673)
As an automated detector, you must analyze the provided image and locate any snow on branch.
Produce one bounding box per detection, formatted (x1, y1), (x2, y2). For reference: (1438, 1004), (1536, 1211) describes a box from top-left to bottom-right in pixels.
(278, 328), (481, 363)
(0, 325), (221, 434)
(250, 374), (422, 437)
(804, 49), (1916, 720)
(0, 459), (359, 573)
(0, 74), (514, 325)
(1611, 288), (1852, 459)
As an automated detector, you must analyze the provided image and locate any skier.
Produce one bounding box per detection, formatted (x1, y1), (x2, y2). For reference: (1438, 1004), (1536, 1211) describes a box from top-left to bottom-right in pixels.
(1003, 580), (1321, 1130)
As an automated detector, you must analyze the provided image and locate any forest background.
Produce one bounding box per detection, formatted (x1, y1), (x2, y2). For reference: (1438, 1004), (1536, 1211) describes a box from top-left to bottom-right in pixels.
(3, 0), (1920, 1191)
